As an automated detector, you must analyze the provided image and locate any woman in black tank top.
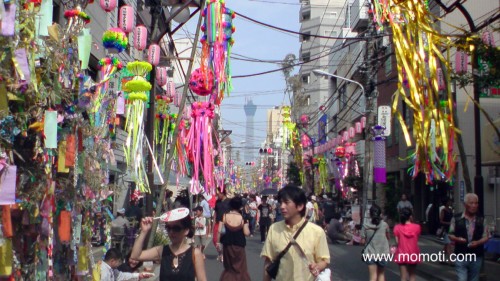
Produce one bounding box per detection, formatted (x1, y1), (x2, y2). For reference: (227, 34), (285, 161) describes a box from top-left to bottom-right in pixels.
(130, 208), (207, 281)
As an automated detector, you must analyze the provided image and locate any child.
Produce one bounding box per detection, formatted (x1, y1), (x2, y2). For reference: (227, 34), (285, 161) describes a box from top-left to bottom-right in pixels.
(193, 206), (208, 258)
(347, 224), (362, 245)
(100, 248), (153, 281)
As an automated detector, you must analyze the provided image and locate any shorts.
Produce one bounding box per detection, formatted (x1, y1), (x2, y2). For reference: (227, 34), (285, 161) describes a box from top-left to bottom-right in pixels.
(364, 259), (388, 267)
(194, 235), (208, 247)
(443, 232), (451, 244)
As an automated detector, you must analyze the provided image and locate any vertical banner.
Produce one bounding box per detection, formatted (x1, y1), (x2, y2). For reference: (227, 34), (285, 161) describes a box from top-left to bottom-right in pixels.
(318, 114), (327, 144)
(44, 111), (58, 148)
(373, 139), (387, 183)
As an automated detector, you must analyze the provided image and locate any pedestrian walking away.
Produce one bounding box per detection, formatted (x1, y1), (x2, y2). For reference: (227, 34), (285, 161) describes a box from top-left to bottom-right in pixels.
(394, 207), (421, 281)
(217, 196), (251, 281)
(361, 204), (391, 281)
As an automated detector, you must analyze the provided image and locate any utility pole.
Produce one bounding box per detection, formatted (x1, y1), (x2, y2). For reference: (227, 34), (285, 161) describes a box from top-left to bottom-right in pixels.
(362, 8), (377, 221)
(147, 1), (206, 248)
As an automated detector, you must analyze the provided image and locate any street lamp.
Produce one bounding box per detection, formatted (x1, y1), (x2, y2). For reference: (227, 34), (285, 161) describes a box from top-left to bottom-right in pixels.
(312, 69), (372, 218)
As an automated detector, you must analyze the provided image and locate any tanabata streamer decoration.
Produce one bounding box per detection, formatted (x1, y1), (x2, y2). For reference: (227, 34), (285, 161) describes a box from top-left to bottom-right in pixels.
(280, 106), (297, 149)
(186, 102), (216, 194)
(371, 0), (457, 184)
(124, 61), (152, 193)
(155, 92), (173, 169)
(64, 6), (91, 37)
(200, 0), (236, 104)
(102, 27), (128, 53)
(91, 57), (124, 119)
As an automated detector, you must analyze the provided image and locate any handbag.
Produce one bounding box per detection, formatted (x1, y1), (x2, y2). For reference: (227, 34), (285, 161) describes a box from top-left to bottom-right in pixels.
(266, 221), (308, 279)
(316, 268), (331, 281)
(361, 227), (379, 262)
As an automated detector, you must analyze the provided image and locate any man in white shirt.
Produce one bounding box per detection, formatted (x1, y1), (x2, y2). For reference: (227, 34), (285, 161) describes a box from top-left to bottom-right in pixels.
(100, 248), (152, 281)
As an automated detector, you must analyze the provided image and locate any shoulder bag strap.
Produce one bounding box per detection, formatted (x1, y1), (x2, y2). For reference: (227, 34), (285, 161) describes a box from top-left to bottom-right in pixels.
(362, 227), (379, 252)
(275, 221), (308, 261)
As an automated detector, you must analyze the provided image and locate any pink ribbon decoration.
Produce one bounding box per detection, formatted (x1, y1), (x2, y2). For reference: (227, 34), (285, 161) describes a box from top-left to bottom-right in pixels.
(186, 102), (216, 195)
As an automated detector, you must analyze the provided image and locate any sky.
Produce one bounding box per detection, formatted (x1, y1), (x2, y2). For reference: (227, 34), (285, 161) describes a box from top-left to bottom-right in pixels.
(174, 0), (301, 162)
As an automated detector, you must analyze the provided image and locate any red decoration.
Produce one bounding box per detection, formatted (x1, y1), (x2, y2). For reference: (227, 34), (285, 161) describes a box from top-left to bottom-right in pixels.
(335, 146), (345, 158)
(189, 68), (214, 96)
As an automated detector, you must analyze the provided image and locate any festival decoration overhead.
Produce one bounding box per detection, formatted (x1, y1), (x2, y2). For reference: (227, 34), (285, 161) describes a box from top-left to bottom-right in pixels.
(200, 0), (235, 104)
(124, 61), (153, 193)
(371, 0), (457, 184)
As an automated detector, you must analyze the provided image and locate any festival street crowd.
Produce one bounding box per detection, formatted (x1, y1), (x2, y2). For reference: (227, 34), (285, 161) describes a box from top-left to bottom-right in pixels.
(99, 185), (492, 281)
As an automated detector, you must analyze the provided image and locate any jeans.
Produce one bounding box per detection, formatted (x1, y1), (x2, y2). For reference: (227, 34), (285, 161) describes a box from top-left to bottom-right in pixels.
(455, 256), (482, 281)
(249, 216), (256, 235)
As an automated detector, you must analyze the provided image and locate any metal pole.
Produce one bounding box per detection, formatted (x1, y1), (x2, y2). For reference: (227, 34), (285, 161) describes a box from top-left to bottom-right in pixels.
(147, 1), (206, 248)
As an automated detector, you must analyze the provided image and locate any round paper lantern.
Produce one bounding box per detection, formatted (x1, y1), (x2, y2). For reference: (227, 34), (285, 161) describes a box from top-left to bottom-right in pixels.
(119, 5), (134, 33)
(267, 148), (273, 155)
(148, 44), (161, 66)
(300, 114), (309, 125)
(100, 0), (117, 12)
(169, 4), (190, 23)
(189, 68), (213, 96)
(156, 67), (168, 86)
(134, 25), (148, 51)
(335, 146), (345, 158)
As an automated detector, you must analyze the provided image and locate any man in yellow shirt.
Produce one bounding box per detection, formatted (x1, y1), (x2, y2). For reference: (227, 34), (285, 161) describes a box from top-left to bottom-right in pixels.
(261, 185), (330, 281)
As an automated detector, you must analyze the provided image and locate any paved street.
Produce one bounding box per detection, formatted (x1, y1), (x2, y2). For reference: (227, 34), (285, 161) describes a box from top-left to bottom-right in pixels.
(93, 233), (500, 280)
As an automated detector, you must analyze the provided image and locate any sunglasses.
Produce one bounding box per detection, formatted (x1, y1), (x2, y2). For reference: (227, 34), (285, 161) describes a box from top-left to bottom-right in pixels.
(165, 225), (184, 233)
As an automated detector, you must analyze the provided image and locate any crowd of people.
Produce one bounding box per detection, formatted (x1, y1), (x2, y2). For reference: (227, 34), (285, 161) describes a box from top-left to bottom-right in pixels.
(100, 187), (490, 281)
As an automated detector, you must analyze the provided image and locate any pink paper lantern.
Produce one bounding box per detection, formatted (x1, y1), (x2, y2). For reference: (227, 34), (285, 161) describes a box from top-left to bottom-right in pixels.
(342, 131), (349, 142)
(100, 0), (117, 12)
(349, 127), (355, 138)
(361, 116), (367, 129)
(437, 68), (445, 91)
(482, 31), (495, 47)
(301, 134), (312, 148)
(148, 44), (161, 66)
(119, 5), (134, 33)
(156, 67), (168, 86)
(455, 51), (468, 74)
(134, 25), (148, 51)
(355, 122), (362, 133)
(267, 148), (273, 155)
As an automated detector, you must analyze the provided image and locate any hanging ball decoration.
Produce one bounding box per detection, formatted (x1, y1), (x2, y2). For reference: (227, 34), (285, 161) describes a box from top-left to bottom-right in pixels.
(335, 146), (345, 158)
(301, 134), (312, 148)
(267, 148), (273, 155)
(156, 67), (168, 86)
(189, 68), (214, 96)
(148, 44), (161, 66)
(100, 0), (117, 12)
(102, 28), (128, 53)
(119, 5), (134, 34)
(134, 25), (148, 51)
(300, 114), (309, 125)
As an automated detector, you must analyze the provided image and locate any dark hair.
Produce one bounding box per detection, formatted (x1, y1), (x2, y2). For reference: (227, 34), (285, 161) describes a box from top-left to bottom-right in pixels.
(400, 207), (413, 224)
(333, 212), (342, 220)
(277, 185), (307, 217)
(369, 204), (382, 226)
(166, 213), (194, 238)
(229, 196), (243, 211)
(104, 248), (122, 261)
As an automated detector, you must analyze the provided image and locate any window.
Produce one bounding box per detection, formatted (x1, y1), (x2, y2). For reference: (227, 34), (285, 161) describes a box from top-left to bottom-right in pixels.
(384, 44), (392, 75)
(324, 30), (333, 36)
(403, 103), (413, 129)
(394, 118), (400, 145)
(301, 11), (311, 21)
(339, 84), (347, 109)
(301, 52), (311, 62)
(331, 31), (338, 37)
(301, 31), (311, 42)
(302, 74), (310, 84)
(306, 95), (311, 106)
(52, 1), (60, 23)
(386, 122), (393, 147)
